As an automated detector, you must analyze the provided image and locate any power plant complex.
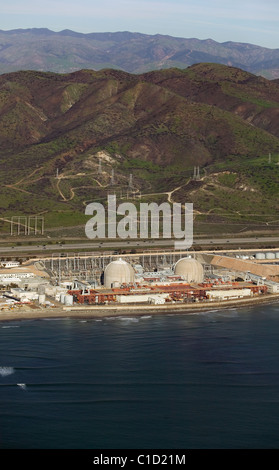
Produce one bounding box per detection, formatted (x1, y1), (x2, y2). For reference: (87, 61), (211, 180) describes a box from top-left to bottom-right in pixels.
(1, 248), (279, 313)
(64, 255), (270, 307)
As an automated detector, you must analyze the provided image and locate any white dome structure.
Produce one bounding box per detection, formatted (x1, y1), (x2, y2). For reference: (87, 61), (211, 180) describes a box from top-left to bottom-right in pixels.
(174, 257), (204, 283)
(104, 258), (135, 288)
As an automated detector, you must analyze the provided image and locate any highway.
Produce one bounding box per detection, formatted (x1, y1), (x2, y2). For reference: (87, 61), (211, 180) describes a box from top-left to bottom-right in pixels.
(0, 236), (279, 254)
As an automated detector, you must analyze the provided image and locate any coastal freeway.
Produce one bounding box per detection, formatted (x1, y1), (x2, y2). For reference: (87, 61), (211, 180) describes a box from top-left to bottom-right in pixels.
(1, 235), (279, 254)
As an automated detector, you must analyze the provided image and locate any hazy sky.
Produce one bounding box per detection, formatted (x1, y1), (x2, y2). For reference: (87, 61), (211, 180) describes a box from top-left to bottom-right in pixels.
(1, 0), (279, 49)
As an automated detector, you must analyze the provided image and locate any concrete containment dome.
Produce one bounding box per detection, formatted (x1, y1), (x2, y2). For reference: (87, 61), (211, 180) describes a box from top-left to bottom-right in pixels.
(104, 258), (135, 288)
(174, 257), (204, 283)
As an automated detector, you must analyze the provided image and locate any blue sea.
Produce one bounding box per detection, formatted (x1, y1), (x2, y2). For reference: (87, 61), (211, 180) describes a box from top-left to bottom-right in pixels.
(1, 302), (279, 450)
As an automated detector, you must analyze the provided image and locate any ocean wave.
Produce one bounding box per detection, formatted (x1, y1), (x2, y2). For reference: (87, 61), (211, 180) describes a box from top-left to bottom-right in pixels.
(42, 318), (63, 321)
(0, 367), (15, 377)
(2, 325), (19, 328)
(120, 317), (139, 322)
(191, 309), (219, 315)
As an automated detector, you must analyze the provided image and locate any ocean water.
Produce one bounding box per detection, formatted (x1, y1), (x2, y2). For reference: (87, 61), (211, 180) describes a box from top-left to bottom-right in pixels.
(1, 302), (279, 450)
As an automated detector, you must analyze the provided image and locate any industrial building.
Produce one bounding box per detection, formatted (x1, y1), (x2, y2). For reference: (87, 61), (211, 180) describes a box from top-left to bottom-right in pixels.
(0, 261), (20, 268)
(174, 257), (204, 283)
(1, 249), (279, 311)
(0, 269), (34, 284)
(104, 258), (135, 288)
(58, 254), (272, 307)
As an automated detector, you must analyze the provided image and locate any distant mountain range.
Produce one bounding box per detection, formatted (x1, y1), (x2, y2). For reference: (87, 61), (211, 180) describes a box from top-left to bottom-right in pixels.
(1, 28), (279, 78)
(0, 63), (279, 235)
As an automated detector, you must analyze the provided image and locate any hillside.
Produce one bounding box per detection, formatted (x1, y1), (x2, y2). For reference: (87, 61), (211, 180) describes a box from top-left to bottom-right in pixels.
(0, 63), (279, 238)
(1, 29), (279, 79)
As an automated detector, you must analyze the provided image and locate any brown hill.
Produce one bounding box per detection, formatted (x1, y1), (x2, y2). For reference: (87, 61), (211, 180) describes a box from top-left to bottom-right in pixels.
(0, 64), (278, 236)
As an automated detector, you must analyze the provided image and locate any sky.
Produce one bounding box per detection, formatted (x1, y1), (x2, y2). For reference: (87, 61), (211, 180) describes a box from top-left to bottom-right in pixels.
(1, 0), (279, 49)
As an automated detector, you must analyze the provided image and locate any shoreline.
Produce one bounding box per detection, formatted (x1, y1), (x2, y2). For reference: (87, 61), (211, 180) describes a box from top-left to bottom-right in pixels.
(0, 293), (279, 323)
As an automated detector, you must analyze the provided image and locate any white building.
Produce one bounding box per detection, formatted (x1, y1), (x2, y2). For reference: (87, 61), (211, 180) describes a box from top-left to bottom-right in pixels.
(9, 288), (39, 301)
(174, 258), (204, 283)
(104, 259), (135, 288)
(0, 270), (34, 284)
(1, 261), (20, 268)
(115, 293), (170, 304)
(265, 281), (279, 293)
(206, 288), (252, 300)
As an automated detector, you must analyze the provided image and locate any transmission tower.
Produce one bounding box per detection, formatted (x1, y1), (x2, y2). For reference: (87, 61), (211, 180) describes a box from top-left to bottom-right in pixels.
(193, 166), (200, 180)
(98, 158), (102, 174)
(110, 169), (115, 185)
(10, 216), (44, 236)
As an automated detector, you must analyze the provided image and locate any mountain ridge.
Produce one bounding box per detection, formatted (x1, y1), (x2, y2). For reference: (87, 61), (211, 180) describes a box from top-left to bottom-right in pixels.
(1, 28), (279, 78)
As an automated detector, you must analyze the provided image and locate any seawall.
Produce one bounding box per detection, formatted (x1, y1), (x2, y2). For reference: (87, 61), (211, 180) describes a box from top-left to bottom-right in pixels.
(0, 293), (279, 322)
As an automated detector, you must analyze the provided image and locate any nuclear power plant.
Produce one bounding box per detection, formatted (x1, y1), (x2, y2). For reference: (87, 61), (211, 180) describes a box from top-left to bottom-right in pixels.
(1, 247), (279, 312)
(39, 248), (279, 308)
(104, 258), (135, 288)
(174, 258), (204, 283)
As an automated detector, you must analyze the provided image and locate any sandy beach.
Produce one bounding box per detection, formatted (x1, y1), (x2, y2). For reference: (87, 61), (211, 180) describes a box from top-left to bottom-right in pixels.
(0, 293), (279, 322)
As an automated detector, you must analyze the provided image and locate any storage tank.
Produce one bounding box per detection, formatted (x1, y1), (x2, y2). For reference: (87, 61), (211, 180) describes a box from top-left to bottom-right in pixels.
(104, 258), (135, 288)
(38, 285), (46, 295)
(255, 253), (265, 260)
(266, 252), (275, 260)
(174, 257), (204, 283)
(38, 294), (46, 305)
(64, 294), (73, 306)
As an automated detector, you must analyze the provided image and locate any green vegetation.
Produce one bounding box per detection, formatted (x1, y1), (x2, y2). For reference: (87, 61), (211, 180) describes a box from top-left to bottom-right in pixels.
(217, 172), (238, 187)
(123, 158), (161, 171)
(60, 83), (88, 113)
(0, 64), (279, 238)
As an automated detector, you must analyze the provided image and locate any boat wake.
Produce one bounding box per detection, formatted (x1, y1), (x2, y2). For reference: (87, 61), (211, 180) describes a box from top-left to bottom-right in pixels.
(17, 383), (27, 390)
